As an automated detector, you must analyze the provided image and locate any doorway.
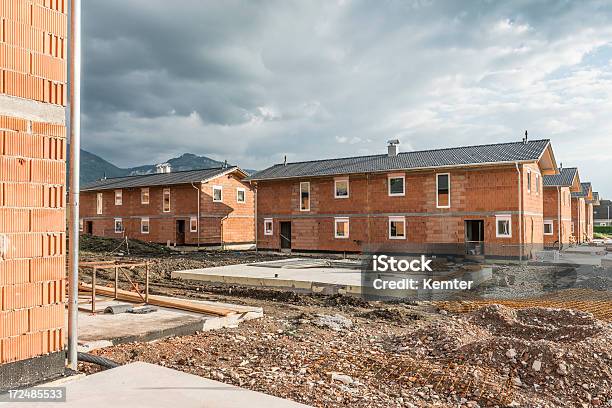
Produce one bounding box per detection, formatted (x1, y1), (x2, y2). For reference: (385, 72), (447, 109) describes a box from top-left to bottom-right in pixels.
(85, 221), (93, 235)
(280, 222), (292, 250)
(465, 220), (484, 255)
(176, 219), (186, 245)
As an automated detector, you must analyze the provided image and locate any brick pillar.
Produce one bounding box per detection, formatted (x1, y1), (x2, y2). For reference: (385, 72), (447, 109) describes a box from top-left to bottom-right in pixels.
(0, 0), (67, 390)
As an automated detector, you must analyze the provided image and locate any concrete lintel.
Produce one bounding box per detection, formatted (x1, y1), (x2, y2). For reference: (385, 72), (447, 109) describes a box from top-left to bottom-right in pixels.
(0, 95), (65, 125)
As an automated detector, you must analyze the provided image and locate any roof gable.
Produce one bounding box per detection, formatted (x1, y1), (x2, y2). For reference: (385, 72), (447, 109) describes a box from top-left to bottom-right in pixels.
(572, 182), (592, 199)
(543, 167), (579, 188)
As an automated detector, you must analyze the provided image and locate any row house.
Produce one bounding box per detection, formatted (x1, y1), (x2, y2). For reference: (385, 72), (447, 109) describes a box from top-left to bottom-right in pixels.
(80, 167), (254, 246)
(571, 182), (595, 243)
(247, 139), (559, 259)
(542, 168), (581, 249)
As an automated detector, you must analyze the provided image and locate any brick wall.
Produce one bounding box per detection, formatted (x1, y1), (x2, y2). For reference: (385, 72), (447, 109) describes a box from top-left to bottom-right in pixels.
(543, 186), (572, 247)
(586, 202), (594, 241)
(1, 0), (67, 373)
(256, 163), (546, 257)
(80, 172), (254, 245)
(572, 197), (586, 243)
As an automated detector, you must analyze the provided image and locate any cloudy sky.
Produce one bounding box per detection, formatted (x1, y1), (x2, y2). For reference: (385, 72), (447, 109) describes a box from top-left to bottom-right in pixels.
(83, 0), (612, 197)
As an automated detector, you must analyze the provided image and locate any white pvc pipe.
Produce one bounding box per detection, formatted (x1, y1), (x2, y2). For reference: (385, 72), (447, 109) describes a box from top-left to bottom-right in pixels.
(67, 0), (81, 371)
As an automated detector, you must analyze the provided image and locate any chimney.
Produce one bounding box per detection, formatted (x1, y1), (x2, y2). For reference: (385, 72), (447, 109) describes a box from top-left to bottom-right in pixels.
(223, 159), (228, 169)
(283, 155), (287, 166)
(156, 163), (171, 173)
(387, 139), (400, 157)
(523, 130), (528, 144)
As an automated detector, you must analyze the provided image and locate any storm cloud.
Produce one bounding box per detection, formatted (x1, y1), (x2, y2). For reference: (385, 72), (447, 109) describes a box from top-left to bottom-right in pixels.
(82, 0), (612, 196)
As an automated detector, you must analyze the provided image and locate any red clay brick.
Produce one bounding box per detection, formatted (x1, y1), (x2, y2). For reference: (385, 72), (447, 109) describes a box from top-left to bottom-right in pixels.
(0, 309), (29, 337)
(1, 182), (45, 208)
(0, 259), (30, 285)
(0, 0), (30, 24)
(29, 303), (63, 332)
(3, 233), (44, 259)
(30, 256), (64, 282)
(2, 131), (44, 159)
(0, 115), (28, 132)
(0, 207), (30, 232)
(30, 158), (65, 184)
(0, 156), (30, 182)
(30, 208), (65, 232)
(0, 332), (43, 364)
(1, 283), (43, 311)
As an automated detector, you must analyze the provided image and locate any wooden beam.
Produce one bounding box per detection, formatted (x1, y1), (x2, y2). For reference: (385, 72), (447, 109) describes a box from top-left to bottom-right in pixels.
(78, 283), (236, 317)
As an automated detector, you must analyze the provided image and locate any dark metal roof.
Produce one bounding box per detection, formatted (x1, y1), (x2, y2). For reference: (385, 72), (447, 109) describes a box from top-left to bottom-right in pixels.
(543, 167), (578, 187)
(247, 139), (551, 181)
(572, 182), (592, 198)
(81, 167), (242, 192)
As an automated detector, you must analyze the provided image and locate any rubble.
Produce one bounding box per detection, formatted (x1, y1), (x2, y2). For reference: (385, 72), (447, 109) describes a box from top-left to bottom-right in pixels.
(77, 248), (612, 407)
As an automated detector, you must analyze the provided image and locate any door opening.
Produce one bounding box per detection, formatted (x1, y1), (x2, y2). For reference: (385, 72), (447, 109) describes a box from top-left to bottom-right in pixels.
(85, 221), (93, 235)
(176, 219), (186, 245)
(280, 221), (291, 250)
(465, 220), (484, 256)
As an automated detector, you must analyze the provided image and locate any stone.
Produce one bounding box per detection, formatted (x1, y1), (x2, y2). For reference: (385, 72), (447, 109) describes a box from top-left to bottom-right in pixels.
(532, 360), (542, 372)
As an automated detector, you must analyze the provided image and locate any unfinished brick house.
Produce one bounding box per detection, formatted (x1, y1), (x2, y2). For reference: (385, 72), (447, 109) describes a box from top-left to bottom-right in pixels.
(542, 167), (581, 249)
(571, 182), (595, 243)
(80, 167), (254, 246)
(0, 0), (67, 389)
(248, 139), (559, 259)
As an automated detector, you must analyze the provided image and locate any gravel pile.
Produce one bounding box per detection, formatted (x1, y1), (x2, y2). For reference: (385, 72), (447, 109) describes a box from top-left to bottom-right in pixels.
(82, 297), (612, 407)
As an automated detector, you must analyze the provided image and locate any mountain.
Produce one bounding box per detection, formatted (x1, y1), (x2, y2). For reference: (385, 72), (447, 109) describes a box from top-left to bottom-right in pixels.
(78, 150), (255, 184)
(80, 149), (129, 182)
(126, 153), (226, 176)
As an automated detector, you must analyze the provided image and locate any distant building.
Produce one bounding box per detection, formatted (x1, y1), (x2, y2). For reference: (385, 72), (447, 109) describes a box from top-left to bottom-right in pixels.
(80, 167), (254, 246)
(594, 198), (612, 226)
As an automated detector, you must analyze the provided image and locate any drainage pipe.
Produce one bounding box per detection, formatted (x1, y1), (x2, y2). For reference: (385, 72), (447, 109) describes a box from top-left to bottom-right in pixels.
(515, 163), (523, 262)
(67, 0), (82, 371)
(77, 352), (120, 369)
(557, 186), (562, 251)
(252, 182), (258, 252)
(191, 182), (200, 247)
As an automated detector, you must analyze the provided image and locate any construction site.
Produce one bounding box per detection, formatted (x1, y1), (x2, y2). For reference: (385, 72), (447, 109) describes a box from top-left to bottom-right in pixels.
(1, 1), (612, 407)
(59, 235), (610, 408)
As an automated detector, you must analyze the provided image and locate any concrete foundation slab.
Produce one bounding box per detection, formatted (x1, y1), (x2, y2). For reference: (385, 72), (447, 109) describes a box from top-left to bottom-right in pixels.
(72, 295), (263, 352)
(171, 258), (492, 298)
(25, 362), (311, 408)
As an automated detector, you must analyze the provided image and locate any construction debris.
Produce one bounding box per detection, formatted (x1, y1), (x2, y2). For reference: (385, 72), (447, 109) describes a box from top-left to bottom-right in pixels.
(82, 284), (612, 408)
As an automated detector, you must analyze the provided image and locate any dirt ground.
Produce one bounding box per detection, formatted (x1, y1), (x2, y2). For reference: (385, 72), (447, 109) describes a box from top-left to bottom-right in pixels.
(78, 236), (612, 408)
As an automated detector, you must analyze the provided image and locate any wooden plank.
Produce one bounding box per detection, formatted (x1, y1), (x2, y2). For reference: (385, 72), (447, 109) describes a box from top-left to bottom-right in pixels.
(79, 283), (236, 317)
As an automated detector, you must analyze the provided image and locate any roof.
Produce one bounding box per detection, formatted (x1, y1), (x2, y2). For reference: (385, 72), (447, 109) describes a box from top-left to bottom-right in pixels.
(81, 167), (244, 192)
(543, 167), (578, 187)
(572, 182), (592, 198)
(247, 139), (552, 181)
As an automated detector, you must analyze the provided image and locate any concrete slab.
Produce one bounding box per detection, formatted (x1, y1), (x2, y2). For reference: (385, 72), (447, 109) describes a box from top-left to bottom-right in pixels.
(26, 362), (311, 408)
(171, 258), (492, 299)
(172, 258), (364, 295)
(71, 295), (263, 352)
